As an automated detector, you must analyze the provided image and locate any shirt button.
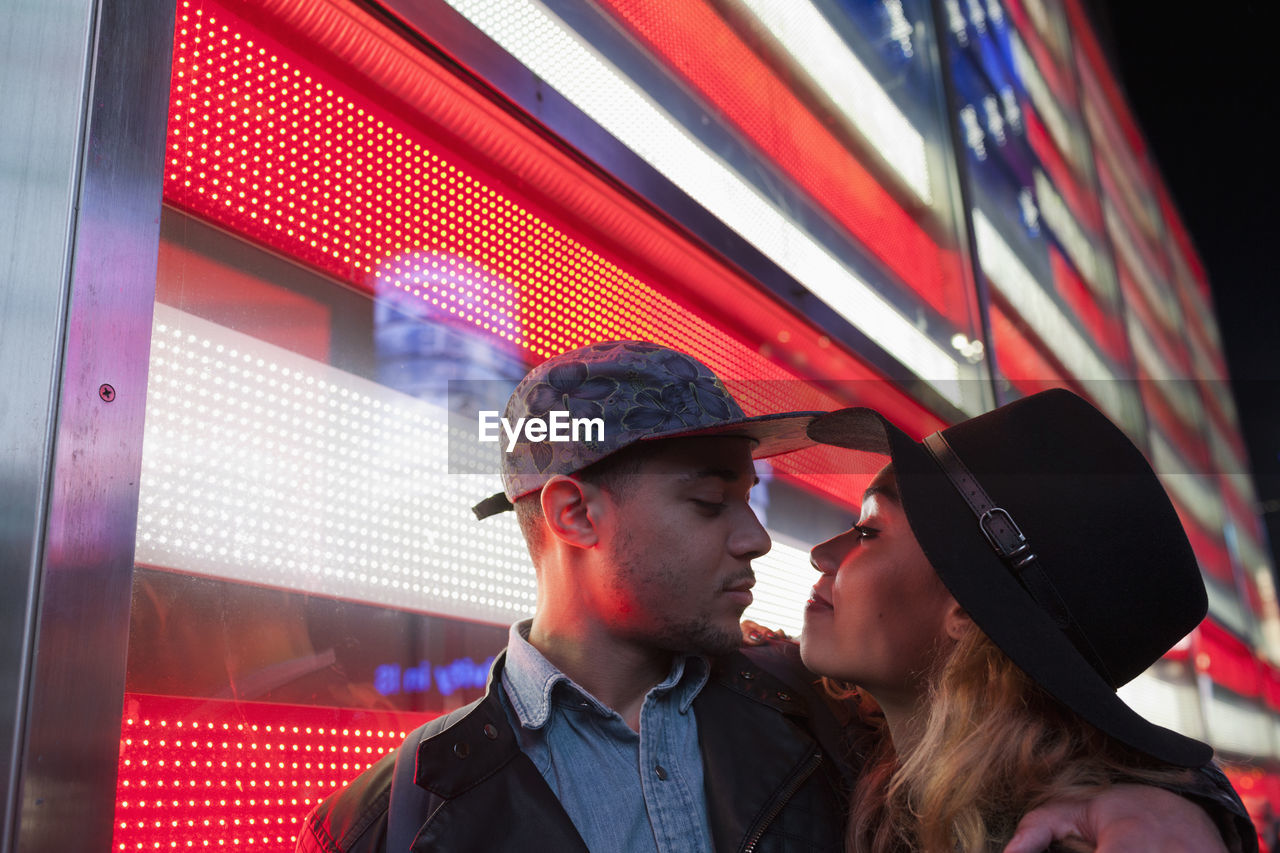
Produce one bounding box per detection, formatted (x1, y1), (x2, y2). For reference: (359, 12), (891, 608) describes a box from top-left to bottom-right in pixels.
(740, 671), (755, 680)
(482, 723), (498, 740)
(776, 691), (792, 702)
(453, 742), (470, 758)
(654, 764), (669, 781)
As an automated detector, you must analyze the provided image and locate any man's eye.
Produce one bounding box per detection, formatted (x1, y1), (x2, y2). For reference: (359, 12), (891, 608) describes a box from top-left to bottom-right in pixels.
(693, 500), (728, 514)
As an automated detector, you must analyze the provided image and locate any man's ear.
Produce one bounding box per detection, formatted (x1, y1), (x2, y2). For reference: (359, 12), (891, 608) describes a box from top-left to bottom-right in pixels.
(540, 475), (601, 549)
(943, 598), (973, 642)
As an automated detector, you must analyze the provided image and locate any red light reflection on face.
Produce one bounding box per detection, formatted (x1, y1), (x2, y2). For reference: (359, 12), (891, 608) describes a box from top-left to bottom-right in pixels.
(112, 693), (431, 852)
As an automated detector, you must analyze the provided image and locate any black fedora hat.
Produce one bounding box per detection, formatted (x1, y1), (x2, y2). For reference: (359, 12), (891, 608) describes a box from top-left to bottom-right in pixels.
(807, 388), (1212, 767)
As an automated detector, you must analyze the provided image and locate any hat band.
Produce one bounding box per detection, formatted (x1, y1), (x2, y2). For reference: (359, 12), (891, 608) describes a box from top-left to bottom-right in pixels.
(922, 431), (1118, 689)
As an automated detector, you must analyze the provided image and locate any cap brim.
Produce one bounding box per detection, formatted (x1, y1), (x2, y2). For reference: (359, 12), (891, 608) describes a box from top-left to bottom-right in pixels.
(807, 407), (1212, 767)
(653, 411), (827, 460)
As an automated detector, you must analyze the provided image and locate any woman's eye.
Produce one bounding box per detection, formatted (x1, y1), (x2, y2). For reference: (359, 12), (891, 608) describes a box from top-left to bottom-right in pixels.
(853, 524), (878, 539)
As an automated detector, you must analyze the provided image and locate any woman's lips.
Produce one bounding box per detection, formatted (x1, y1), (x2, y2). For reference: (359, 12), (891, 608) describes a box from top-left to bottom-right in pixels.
(805, 585), (833, 612)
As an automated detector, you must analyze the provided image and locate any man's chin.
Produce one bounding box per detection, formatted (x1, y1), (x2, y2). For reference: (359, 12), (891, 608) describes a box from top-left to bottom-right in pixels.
(686, 623), (742, 657)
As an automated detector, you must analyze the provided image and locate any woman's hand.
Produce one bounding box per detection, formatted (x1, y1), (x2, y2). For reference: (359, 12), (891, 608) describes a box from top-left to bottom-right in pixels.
(1004, 784), (1227, 853)
(740, 619), (789, 645)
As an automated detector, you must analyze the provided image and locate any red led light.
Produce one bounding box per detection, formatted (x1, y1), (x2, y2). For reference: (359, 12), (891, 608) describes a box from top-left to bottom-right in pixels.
(1064, 0), (1150, 162)
(1023, 109), (1101, 235)
(593, 0), (970, 327)
(160, 0), (952, 511)
(112, 693), (431, 852)
(1047, 245), (1127, 366)
(1002, 0), (1077, 106)
(1195, 620), (1264, 699)
(1222, 478), (1264, 545)
(986, 302), (1081, 399)
(1155, 184), (1211, 301)
(1173, 501), (1233, 586)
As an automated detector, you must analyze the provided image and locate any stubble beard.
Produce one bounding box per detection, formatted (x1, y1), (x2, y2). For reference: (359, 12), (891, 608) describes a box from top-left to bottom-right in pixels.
(608, 530), (742, 658)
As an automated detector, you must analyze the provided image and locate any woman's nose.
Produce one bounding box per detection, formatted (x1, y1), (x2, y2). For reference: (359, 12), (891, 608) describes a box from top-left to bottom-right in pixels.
(809, 538), (837, 575)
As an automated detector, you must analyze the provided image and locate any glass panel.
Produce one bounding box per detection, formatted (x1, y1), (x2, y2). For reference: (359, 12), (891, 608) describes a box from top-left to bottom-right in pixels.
(437, 0), (990, 412)
(119, 2), (950, 848)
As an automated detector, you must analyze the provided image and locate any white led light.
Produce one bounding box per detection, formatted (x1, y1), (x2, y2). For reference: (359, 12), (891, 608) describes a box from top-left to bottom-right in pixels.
(959, 104), (987, 160)
(1016, 187), (1039, 234)
(981, 94), (1006, 146)
(442, 0), (965, 403)
(1033, 170), (1106, 297)
(1205, 575), (1253, 641)
(733, 0), (932, 204)
(138, 307), (822, 629)
(984, 0), (1004, 27)
(882, 0), (914, 57)
(1204, 691), (1273, 756)
(1103, 201), (1180, 332)
(743, 539), (814, 639)
(1126, 318), (1205, 430)
(964, 0), (986, 33)
(138, 305), (534, 624)
(971, 211), (1124, 419)
(1117, 671), (1205, 742)
(999, 86), (1023, 133)
(1009, 33), (1083, 176)
(1149, 430), (1223, 535)
(943, 0), (969, 45)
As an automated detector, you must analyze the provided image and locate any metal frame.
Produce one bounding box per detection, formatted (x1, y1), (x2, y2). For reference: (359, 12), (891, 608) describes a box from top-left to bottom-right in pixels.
(1, 0), (175, 849)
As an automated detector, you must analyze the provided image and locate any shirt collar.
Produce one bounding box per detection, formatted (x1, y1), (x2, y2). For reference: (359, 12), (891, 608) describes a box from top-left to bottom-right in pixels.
(502, 620), (711, 729)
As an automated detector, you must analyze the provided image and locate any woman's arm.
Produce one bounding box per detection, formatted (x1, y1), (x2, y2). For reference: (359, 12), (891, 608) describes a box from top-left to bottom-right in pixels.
(1006, 777), (1255, 853)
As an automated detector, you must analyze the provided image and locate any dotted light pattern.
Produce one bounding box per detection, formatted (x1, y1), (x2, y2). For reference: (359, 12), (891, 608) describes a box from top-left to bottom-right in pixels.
(112, 693), (429, 852)
(159, 0), (892, 498)
(137, 305), (535, 622)
(439, 0), (968, 401)
(137, 305), (819, 626)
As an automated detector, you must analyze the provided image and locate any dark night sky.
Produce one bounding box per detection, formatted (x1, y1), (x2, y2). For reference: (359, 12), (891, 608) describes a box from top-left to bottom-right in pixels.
(1084, 2), (1280, 566)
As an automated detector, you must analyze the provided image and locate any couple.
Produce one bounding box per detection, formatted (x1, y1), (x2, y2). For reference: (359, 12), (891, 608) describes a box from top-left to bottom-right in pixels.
(299, 341), (1253, 852)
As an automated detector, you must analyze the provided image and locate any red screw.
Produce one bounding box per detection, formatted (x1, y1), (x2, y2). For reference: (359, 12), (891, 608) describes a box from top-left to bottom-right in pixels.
(99, 384), (116, 402)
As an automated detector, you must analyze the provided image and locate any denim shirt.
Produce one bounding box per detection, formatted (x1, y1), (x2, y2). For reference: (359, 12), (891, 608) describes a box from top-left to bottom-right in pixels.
(501, 621), (714, 853)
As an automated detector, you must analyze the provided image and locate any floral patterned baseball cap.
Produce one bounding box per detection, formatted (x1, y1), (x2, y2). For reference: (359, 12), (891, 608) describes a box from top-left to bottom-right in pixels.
(472, 341), (826, 518)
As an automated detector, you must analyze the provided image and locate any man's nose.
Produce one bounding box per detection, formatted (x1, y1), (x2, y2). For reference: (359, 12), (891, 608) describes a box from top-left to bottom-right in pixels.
(731, 504), (772, 560)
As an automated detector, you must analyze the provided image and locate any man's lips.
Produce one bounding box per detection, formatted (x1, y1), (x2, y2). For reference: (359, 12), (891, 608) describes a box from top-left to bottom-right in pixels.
(722, 575), (755, 605)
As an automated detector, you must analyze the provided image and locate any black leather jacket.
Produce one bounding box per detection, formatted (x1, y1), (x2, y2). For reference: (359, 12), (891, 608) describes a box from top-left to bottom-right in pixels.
(296, 644), (850, 852)
(296, 642), (1257, 853)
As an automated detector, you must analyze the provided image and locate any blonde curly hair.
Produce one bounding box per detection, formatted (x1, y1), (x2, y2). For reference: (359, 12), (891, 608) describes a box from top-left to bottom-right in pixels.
(832, 624), (1195, 852)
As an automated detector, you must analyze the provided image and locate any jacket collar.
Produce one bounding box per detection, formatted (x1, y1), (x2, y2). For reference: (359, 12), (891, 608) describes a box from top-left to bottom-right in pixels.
(411, 645), (830, 853)
(502, 619), (712, 728)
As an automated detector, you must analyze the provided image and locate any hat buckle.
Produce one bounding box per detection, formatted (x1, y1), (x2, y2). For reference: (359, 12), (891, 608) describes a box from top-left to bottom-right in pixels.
(978, 507), (1037, 570)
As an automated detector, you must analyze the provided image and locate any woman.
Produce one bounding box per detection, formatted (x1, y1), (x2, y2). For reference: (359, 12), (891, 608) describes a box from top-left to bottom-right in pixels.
(799, 388), (1221, 852)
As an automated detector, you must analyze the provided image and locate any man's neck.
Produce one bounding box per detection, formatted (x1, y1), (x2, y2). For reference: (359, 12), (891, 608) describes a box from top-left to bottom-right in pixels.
(526, 616), (675, 731)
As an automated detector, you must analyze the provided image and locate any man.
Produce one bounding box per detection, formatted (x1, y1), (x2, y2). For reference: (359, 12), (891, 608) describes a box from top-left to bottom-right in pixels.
(298, 341), (1253, 852)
